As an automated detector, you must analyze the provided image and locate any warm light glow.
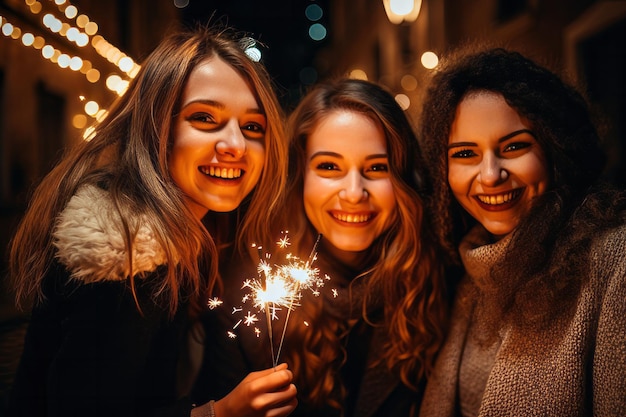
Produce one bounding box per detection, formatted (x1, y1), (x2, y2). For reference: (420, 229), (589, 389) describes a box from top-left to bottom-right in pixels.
(65, 5), (77, 19)
(72, 114), (87, 129)
(21, 32), (35, 46)
(118, 56), (134, 72)
(41, 45), (54, 58)
(57, 53), (70, 68)
(76, 14), (88, 28)
(30, 2), (42, 14)
(382, 0), (421, 24)
(421, 51), (439, 69)
(395, 93), (411, 110)
(86, 68), (100, 83)
(69, 56), (82, 70)
(400, 74), (418, 91)
(80, 60), (91, 73)
(11, 26), (21, 39)
(84, 21), (98, 35)
(33, 36), (44, 49)
(2, 23), (13, 36)
(95, 109), (108, 122)
(83, 126), (96, 141)
(84, 100), (99, 116)
(349, 69), (368, 80)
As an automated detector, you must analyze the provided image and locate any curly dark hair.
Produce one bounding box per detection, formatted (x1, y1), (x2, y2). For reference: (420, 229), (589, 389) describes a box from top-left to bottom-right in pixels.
(419, 46), (626, 338)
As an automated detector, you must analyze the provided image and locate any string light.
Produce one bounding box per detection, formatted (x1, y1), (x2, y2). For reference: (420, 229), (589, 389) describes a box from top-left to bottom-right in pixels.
(4, 0), (145, 131)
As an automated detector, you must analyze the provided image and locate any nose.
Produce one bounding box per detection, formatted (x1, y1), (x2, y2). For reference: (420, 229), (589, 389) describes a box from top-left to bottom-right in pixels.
(216, 121), (247, 159)
(339, 169), (368, 203)
(477, 153), (506, 186)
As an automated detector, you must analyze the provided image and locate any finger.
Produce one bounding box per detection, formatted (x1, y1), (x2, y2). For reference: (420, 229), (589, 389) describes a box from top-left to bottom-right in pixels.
(254, 383), (297, 409)
(266, 397), (298, 417)
(245, 363), (289, 382)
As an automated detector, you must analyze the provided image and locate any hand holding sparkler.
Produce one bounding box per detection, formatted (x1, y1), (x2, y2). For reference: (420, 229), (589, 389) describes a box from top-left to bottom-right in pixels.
(208, 363), (298, 417)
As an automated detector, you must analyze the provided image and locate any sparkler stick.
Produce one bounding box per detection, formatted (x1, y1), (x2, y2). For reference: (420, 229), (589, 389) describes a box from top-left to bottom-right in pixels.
(254, 244), (276, 368)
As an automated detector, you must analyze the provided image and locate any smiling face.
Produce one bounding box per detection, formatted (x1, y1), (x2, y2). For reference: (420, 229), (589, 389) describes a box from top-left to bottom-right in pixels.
(169, 56), (266, 219)
(447, 91), (550, 239)
(303, 110), (397, 258)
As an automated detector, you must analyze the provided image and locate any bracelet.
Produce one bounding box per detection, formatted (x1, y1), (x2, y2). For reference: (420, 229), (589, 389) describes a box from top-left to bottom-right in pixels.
(208, 400), (216, 417)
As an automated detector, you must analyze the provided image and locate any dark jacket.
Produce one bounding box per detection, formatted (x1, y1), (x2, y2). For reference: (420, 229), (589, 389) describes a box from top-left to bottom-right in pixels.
(8, 185), (194, 417)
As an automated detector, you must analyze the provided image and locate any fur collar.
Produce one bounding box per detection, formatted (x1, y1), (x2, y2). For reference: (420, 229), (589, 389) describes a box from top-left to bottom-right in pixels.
(53, 184), (168, 282)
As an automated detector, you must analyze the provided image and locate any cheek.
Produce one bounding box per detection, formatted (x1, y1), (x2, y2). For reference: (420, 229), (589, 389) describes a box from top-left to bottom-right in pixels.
(447, 165), (469, 197)
(377, 182), (397, 214)
(247, 141), (266, 174)
(526, 159), (550, 189)
(303, 172), (321, 211)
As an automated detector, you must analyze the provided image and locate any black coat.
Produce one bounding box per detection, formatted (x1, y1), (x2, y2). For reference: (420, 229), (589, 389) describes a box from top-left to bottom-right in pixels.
(8, 185), (195, 417)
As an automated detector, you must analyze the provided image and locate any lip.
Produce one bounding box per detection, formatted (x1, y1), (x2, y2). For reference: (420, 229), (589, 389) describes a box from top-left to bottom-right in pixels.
(328, 210), (377, 226)
(473, 188), (523, 211)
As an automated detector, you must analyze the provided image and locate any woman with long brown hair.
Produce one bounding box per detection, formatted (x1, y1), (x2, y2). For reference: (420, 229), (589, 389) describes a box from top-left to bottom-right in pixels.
(8, 25), (296, 417)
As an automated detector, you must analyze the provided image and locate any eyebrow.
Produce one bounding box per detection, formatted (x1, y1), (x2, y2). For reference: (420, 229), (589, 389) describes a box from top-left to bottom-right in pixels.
(181, 99), (264, 115)
(309, 151), (388, 161)
(447, 129), (535, 149)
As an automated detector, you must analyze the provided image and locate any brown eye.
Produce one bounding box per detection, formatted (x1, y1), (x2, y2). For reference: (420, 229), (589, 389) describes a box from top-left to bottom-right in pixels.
(450, 149), (476, 158)
(316, 162), (337, 171)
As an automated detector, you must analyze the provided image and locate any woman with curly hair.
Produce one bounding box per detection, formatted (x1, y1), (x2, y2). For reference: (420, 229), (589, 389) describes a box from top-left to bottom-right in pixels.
(418, 46), (626, 416)
(193, 78), (452, 416)
(8, 25), (296, 417)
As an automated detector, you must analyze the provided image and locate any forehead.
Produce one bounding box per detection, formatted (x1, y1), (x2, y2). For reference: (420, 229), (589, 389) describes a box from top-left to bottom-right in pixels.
(181, 56), (258, 106)
(450, 91), (530, 142)
(307, 110), (387, 157)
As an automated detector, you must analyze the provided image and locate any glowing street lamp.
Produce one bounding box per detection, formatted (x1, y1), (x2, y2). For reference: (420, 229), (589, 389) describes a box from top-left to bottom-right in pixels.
(382, 0), (422, 24)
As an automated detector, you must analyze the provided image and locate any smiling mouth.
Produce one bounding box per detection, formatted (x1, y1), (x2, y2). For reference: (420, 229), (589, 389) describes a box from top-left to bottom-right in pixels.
(331, 212), (375, 224)
(199, 166), (243, 179)
(474, 189), (522, 210)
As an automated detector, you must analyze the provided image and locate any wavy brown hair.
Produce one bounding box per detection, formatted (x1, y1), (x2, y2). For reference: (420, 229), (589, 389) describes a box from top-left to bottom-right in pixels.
(280, 78), (450, 411)
(419, 46), (626, 338)
(10, 24), (287, 317)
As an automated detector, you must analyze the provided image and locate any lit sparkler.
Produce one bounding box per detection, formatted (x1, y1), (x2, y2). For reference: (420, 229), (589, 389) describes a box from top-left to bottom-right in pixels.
(231, 232), (324, 367)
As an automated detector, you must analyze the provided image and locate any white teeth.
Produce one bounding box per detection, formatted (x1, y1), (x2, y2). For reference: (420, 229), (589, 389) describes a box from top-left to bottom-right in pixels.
(200, 166), (242, 179)
(333, 213), (371, 223)
(477, 191), (517, 205)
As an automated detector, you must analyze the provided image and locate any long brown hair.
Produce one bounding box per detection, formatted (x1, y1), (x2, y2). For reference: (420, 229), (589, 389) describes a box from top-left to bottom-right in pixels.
(281, 78), (449, 410)
(10, 24), (287, 317)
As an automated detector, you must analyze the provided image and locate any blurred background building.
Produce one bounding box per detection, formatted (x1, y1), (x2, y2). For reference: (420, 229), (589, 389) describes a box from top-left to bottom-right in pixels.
(1, 0), (625, 411)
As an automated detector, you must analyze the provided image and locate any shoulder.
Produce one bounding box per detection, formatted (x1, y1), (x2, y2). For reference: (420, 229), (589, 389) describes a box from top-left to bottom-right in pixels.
(590, 222), (626, 273)
(53, 184), (168, 283)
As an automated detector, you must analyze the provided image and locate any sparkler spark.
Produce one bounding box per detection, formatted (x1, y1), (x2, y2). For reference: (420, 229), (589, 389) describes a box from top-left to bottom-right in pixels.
(207, 297), (223, 309)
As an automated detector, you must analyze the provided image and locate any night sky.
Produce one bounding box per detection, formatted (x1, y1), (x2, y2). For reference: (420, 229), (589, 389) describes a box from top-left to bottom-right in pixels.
(181, 0), (331, 109)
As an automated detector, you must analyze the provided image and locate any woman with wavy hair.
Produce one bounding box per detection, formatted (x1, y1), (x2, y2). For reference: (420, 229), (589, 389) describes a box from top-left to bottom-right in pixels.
(418, 46), (626, 416)
(195, 78), (451, 416)
(8, 25), (296, 417)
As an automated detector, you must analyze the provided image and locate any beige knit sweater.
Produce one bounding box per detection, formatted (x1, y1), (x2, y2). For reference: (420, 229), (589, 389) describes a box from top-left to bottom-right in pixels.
(419, 224), (626, 417)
